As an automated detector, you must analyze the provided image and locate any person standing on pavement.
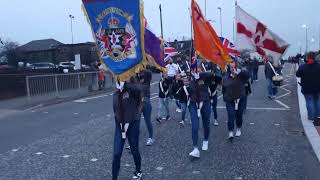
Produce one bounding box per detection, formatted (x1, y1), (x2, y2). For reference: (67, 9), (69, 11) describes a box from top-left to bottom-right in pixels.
(188, 69), (212, 158)
(252, 58), (260, 82)
(112, 78), (143, 180)
(156, 72), (171, 123)
(222, 62), (250, 140)
(264, 57), (278, 100)
(296, 52), (320, 122)
(137, 69), (155, 146)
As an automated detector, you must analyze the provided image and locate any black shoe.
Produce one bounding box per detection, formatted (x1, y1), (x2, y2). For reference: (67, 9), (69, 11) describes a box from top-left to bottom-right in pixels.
(126, 146), (131, 150)
(156, 118), (162, 123)
(132, 171), (142, 180)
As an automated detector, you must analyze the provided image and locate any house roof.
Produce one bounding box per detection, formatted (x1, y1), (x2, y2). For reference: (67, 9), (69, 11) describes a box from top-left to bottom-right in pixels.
(18, 39), (63, 52)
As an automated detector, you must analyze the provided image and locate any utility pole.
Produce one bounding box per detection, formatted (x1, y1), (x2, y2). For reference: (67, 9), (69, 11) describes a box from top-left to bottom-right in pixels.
(69, 14), (75, 44)
(218, 7), (222, 37)
(159, 4), (164, 39)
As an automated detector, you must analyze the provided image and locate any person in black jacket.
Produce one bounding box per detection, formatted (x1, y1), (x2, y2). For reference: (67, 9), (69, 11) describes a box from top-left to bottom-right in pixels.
(112, 78), (143, 180)
(296, 52), (320, 121)
(172, 74), (183, 113)
(188, 69), (212, 158)
(177, 76), (190, 126)
(208, 71), (222, 126)
(156, 73), (171, 123)
(223, 62), (250, 140)
(137, 70), (154, 146)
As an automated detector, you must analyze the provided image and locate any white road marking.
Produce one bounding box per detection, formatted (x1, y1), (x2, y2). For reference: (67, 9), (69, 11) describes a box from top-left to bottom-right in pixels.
(11, 149), (19, 152)
(35, 152), (43, 155)
(151, 93), (158, 96)
(235, 177), (242, 180)
(73, 113), (79, 115)
(90, 158), (98, 162)
(192, 170), (201, 174)
(62, 155), (70, 158)
(275, 100), (290, 109)
(74, 94), (111, 103)
(217, 106), (289, 111)
(156, 166), (164, 171)
(218, 95), (223, 99)
(124, 163), (131, 167)
(43, 112), (49, 114)
(106, 114), (111, 117)
(275, 123), (280, 126)
(150, 96), (158, 100)
(151, 82), (158, 86)
(249, 123), (255, 125)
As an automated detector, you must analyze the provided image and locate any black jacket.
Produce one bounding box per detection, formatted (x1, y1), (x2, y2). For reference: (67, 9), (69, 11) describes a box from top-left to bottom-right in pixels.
(189, 73), (212, 103)
(222, 70), (250, 102)
(138, 70), (152, 98)
(172, 80), (184, 99)
(113, 83), (142, 124)
(158, 78), (171, 98)
(264, 62), (277, 79)
(296, 63), (320, 94)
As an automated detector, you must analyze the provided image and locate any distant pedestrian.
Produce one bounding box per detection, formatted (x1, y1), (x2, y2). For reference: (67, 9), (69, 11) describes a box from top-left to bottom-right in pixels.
(222, 62), (250, 140)
(252, 59), (260, 81)
(88, 60), (99, 92)
(112, 78), (143, 180)
(138, 69), (155, 146)
(188, 69), (212, 158)
(296, 52), (320, 122)
(98, 67), (105, 90)
(156, 72), (171, 123)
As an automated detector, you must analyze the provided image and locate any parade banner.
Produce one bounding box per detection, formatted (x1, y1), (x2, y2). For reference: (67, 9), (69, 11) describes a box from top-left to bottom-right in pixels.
(191, 0), (232, 70)
(144, 19), (166, 72)
(82, 0), (146, 81)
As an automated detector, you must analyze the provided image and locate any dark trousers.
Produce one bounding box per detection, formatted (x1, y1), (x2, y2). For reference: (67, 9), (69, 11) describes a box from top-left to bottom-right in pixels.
(180, 101), (188, 121)
(112, 120), (141, 178)
(211, 94), (218, 119)
(304, 93), (320, 120)
(143, 98), (153, 138)
(226, 97), (246, 131)
(189, 101), (211, 147)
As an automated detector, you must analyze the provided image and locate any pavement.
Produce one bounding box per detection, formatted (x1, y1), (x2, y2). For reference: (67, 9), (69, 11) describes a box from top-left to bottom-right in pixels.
(0, 64), (320, 180)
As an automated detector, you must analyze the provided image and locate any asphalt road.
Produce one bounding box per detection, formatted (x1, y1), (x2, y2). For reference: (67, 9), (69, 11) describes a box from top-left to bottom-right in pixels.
(0, 64), (320, 180)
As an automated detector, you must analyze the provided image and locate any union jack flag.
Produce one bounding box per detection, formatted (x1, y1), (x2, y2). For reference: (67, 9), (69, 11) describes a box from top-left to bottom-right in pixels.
(220, 37), (240, 59)
(164, 42), (178, 62)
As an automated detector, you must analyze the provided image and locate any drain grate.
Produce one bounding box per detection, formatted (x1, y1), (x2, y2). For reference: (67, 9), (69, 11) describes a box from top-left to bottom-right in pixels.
(285, 130), (305, 136)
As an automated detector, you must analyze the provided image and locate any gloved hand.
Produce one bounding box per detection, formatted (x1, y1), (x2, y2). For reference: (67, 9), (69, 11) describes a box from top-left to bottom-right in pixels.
(116, 81), (125, 92)
(192, 72), (200, 80)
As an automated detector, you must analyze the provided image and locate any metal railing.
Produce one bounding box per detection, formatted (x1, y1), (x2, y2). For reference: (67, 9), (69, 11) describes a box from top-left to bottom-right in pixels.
(26, 72), (114, 97)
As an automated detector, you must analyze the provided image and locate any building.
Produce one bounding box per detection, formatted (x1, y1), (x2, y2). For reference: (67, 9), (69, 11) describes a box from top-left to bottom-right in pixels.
(11, 39), (99, 67)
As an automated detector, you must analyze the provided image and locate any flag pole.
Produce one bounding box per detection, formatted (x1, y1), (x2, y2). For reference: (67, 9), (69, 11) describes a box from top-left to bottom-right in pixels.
(188, 7), (194, 76)
(159, 4), (164, 39)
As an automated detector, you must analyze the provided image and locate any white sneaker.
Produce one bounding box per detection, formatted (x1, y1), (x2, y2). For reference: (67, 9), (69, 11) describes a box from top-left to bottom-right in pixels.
(228, 131), (234, 139)
(189, 148), (200, 158)
(213, 119), (219, 126)
(176, 108), (182, 113)
(179, 120), (185, 126)
(202, 141), (208, 151)
(146, 138), (154, 146)
(235, 129), (241, 137)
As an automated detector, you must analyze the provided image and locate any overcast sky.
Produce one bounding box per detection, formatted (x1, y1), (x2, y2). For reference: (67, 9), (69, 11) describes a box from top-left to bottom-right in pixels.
(1, 0), (319, 57)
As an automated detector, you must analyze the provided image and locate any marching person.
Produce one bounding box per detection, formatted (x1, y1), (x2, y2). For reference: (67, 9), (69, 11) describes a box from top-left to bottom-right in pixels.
(165, 58), (179, 85)
(177, 75), (190, 126)
(112, 78), (143, 180)
(172, 74), (183, 113)
(138, 69), (155, 146)
(222, 61), (250, 140)
(188, 69), (212, 158)
(296, 52), (320, 122)
(156, 72), (171, 123)
(209, 71), (222, 126)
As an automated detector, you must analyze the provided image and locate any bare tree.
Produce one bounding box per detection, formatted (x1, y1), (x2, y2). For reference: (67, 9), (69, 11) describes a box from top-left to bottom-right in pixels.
(0, 38), (19, 66)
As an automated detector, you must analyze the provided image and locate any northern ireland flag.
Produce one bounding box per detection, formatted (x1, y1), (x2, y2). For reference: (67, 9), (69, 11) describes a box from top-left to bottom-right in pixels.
(235, 5), (289, 63)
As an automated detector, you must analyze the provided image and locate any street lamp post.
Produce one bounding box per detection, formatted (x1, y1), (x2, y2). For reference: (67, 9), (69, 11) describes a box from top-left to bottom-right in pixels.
(205, 0), (207, 18)
(218, 7), (222, 37)
(302, 24), (308, 53)
(69, 14), (75, 44)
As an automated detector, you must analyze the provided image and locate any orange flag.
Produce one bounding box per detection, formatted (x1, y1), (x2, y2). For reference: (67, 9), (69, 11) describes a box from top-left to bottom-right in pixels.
(192, 0), (232, 69)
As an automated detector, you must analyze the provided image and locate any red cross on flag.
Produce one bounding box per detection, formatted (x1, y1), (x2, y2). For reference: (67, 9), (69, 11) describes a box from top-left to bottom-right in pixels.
(235, 5), (289, 63)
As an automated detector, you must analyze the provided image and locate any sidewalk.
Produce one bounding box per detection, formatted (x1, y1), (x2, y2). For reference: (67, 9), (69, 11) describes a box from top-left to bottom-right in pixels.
(297, 78), (320, 162)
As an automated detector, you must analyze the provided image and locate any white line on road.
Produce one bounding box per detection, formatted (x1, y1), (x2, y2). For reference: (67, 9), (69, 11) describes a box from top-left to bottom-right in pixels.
(90, 158), (98, 162)
(73, 113), (79, 115)
(74, 94), (111, 103)
(11, 149), (19, 152)
(151, 82), (158, 86)
(150, 96), (158, 100)
(62, 155), (71, 158)
(217, 106), (289, 111)
(35, 152), (43, 155)
(156, 166), (164, 171)
(275, 100), (290, 109)
(218, 95), (223, 99)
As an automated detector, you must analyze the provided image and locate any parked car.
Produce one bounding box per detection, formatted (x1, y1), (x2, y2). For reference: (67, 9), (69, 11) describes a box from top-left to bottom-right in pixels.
(27, 62), (56, 70)
(58, 62), (75, 73)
